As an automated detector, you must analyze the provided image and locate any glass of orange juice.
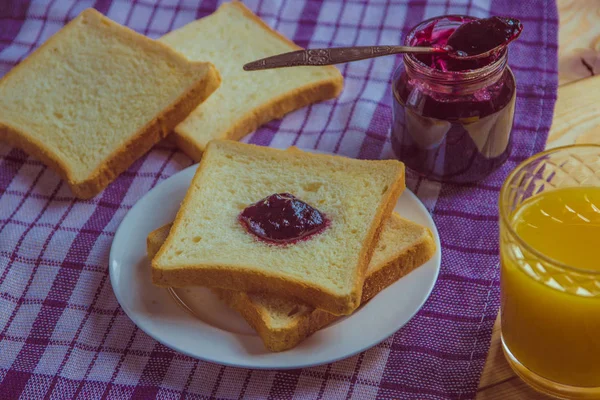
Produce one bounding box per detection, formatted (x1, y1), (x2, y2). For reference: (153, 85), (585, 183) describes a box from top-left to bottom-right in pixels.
(499, 144), (600, 399)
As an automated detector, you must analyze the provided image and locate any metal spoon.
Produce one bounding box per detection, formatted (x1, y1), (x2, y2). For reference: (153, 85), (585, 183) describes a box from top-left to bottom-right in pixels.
(242, 45), (445, 71)
(242, 42), (519, 71)
(243, 16), (522, 71)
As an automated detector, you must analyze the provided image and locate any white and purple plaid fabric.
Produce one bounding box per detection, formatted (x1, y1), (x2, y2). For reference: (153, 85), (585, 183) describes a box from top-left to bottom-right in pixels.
(0, 1), (558, 399)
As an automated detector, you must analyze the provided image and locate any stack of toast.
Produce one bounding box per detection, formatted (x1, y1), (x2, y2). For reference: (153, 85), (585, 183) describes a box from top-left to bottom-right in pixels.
(0, 2), (436, 351)
(148, 140), (436, 351)
(0, 2), (343, 198)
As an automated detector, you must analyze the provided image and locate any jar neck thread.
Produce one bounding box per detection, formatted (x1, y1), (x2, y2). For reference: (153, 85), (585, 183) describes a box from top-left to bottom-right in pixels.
(403, 51), (508, 95)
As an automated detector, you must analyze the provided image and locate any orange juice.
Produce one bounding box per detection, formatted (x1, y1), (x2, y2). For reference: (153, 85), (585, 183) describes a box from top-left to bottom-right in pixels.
(501, 186), (600, 387)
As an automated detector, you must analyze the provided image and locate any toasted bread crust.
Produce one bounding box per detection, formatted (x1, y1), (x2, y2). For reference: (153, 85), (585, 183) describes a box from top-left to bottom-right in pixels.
(229, 1), (300, 49)
(219, 228), (436, 351)
(152, 141), (405, 316)
(148, 224), (435, 352)
(214, 288), (334, 352)
(147, 216), (436, 352)
(171, 2), (344, 161)
(71, 65), (221, 198)
(174, 78), (342, 161)
(0, 9), (221, 199)
(351, 170), (406, 308)
(361, 229), (436, 303)
(152, 262), (358, 316)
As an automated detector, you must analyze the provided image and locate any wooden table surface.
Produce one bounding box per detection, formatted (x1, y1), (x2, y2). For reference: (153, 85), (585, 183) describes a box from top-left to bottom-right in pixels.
(475, 1), (600, 399)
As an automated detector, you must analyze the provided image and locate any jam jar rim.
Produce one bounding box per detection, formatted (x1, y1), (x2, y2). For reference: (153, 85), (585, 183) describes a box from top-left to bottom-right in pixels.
(401, 14), (509, 93)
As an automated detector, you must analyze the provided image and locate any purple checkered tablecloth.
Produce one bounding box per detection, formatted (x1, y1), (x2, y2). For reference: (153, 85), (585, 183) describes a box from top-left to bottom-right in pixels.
(0, 0), (558, 399)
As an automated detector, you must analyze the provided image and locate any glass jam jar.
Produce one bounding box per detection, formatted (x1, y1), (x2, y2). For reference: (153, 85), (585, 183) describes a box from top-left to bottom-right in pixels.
(391, 16), (516, 183)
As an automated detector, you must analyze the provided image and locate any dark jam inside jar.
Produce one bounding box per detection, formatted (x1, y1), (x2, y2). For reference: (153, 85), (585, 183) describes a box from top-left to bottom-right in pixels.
(239, 193), (328, 245)
(391, 16), (517, 183)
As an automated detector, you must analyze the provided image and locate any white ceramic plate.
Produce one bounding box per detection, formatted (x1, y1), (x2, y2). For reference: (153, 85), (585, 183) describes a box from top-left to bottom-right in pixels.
(110, 159), (441, 369)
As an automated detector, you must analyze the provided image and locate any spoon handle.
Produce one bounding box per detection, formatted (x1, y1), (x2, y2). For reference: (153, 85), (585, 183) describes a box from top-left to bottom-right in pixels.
(243, 45), (438, 71)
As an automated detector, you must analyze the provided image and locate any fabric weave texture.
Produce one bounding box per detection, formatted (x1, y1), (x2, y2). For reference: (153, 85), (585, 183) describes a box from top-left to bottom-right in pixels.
(0, 0), (558, 399)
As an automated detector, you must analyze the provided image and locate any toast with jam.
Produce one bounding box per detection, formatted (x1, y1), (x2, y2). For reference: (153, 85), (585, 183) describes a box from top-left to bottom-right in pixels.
(151, 140), (405, 316)
(147, 213), (435, 351)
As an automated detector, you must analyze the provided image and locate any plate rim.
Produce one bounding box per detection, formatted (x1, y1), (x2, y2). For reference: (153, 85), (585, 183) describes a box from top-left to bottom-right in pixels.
(109, 154), (441, 369)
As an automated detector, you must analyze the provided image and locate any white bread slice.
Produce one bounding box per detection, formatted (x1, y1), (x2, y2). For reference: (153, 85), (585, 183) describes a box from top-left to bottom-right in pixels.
(147, 214), (435, 351)
(0, 9), (221, 198)
(159, 1), (343, 161)
(151, 140), (405, 315)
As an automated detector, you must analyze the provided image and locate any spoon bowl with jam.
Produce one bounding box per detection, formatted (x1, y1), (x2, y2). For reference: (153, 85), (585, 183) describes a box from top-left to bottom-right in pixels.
(444, 16), (523, 60)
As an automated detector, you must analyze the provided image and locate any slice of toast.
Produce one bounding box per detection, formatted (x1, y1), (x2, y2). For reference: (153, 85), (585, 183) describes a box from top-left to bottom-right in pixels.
(159, 1), (343, 161)
(147, 214), (436, 351)
(0, 9), (221, 198)
(151, 140), (405, 315)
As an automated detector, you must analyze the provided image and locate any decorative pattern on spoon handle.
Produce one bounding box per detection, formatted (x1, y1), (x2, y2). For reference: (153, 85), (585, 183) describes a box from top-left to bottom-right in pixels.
(243, 46), (436, 70)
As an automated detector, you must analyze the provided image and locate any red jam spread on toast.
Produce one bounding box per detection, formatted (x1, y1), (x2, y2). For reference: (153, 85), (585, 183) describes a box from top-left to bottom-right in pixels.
(239, 193), (327, 244)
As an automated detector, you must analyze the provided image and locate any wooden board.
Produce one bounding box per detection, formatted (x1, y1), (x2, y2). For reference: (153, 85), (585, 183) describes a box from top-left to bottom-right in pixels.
(555, 0), (600, 86)
(546, 74), (600, 149)
(476, 1), (600, 398)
